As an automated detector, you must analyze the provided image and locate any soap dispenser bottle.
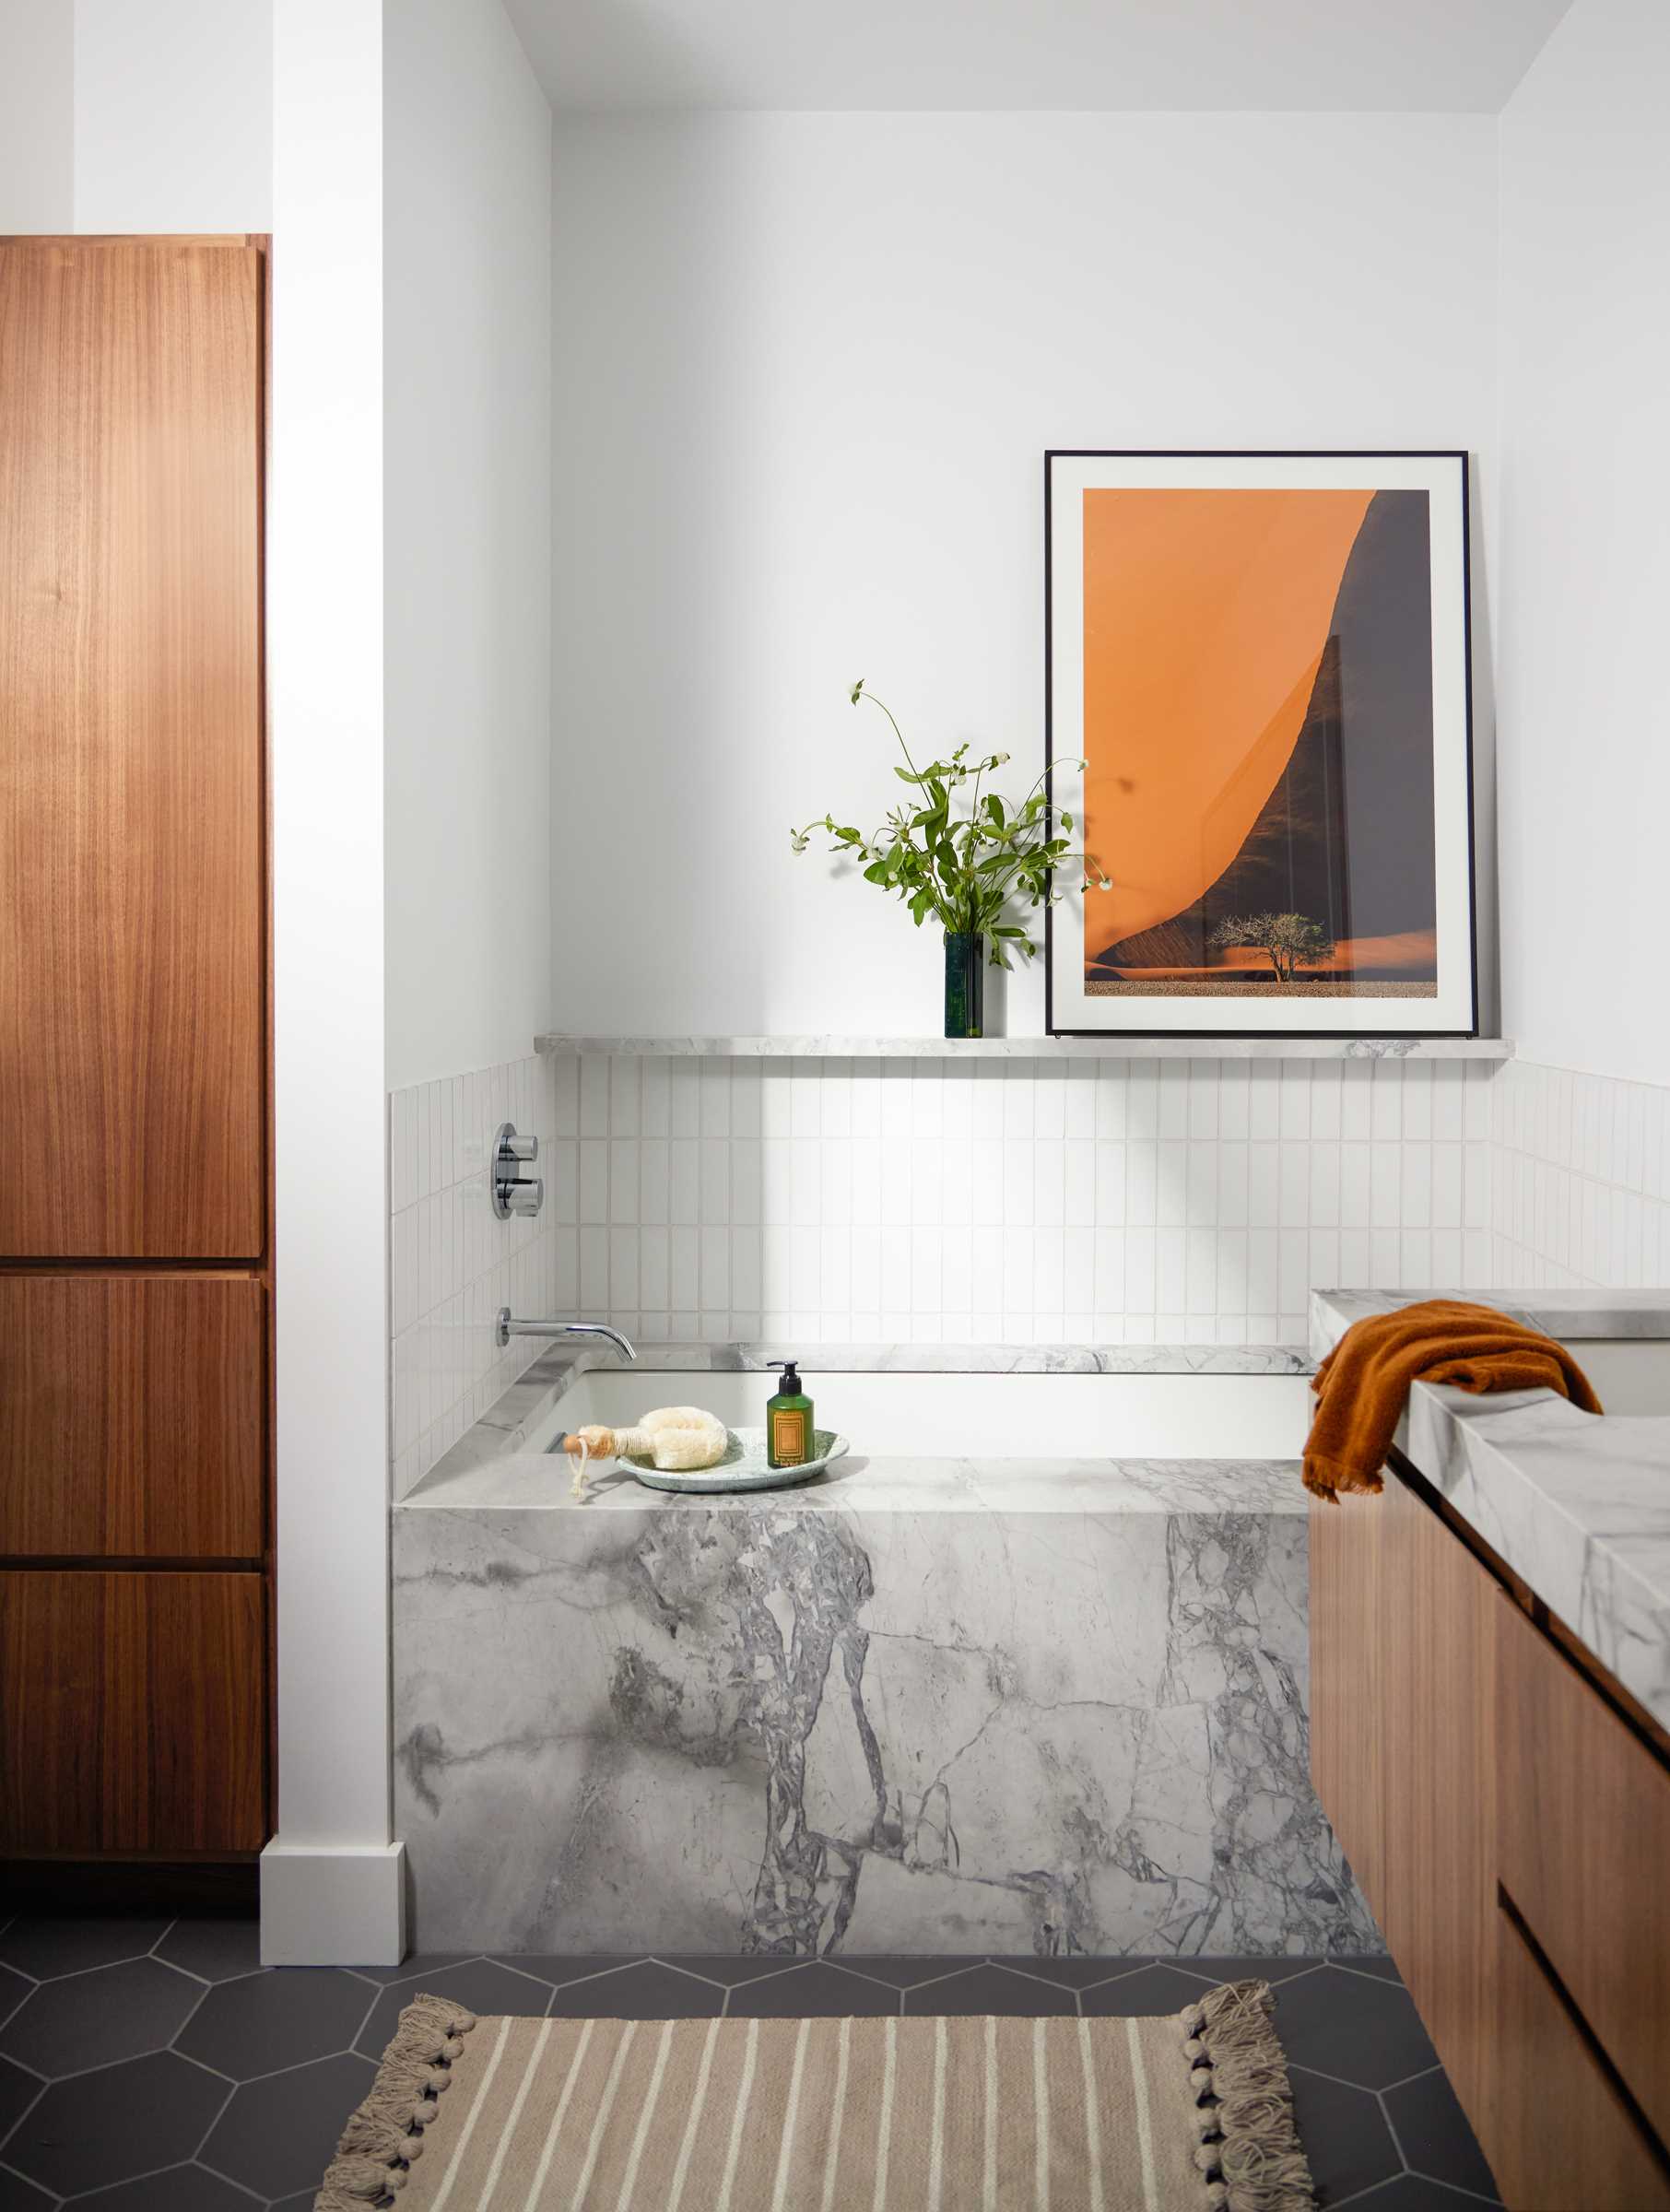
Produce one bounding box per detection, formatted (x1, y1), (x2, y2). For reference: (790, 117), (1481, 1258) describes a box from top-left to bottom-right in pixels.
(766, 1359), (814, 1469)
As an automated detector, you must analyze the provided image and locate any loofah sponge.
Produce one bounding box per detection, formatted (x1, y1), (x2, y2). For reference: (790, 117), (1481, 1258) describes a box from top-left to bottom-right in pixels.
(561, 1406), (729, 1474)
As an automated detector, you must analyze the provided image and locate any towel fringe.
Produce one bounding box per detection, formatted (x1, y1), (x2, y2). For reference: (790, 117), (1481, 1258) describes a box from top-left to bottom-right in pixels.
(314, 1993), (477, 2211)
(1179, 1980), (1316, 2212)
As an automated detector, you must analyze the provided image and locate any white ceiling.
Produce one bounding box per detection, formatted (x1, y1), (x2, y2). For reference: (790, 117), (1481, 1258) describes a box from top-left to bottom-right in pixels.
(506, 0), (1575, 113)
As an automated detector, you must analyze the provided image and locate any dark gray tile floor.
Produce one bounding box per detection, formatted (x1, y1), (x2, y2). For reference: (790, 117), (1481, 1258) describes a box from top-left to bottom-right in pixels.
(0, 1915), (1499, 2208)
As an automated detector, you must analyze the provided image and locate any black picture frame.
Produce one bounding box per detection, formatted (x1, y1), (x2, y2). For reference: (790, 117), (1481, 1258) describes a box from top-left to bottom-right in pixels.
(1043, 448), (1478, 1042)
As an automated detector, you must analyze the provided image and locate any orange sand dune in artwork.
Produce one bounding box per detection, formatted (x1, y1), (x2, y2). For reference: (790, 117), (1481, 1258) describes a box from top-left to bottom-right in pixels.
(1082, 487), (1373, 948)
(1100, 932), (1439, 981)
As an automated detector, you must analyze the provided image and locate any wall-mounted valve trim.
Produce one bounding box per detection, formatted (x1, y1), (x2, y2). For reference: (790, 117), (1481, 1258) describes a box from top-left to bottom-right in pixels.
(491, 1122), (543, 1219)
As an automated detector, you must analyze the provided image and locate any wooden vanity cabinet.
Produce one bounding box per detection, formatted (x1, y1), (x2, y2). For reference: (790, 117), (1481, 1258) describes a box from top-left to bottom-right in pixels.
(0, 236), (272, 1880)
(1312, 1463), (1670, 2210)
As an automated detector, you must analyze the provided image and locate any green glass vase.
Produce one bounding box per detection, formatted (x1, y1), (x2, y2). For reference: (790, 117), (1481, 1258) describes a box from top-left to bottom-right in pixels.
(943, 932), (984, 1040)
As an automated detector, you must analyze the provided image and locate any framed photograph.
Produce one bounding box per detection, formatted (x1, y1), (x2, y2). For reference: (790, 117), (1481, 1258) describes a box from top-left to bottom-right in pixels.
(1045, 450), (1476, 1037)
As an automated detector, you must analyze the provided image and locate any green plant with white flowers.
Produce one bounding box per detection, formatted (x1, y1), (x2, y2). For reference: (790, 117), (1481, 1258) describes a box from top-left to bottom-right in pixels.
(791, 681), (1112, 969)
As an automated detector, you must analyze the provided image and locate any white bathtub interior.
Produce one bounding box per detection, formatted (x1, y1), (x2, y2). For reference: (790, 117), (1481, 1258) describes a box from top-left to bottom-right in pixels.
(525, 1366), (1311, 1464)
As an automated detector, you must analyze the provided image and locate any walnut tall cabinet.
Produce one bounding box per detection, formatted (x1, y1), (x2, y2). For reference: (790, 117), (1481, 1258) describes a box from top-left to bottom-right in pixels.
(0, 239), (271, 1877)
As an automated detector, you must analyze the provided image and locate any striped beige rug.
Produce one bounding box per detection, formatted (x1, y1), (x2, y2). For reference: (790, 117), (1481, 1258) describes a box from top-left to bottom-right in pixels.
(315, 1982), (1312, 2211)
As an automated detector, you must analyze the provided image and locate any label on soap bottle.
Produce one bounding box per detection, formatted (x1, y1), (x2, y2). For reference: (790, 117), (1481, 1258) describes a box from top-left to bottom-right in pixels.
(770, 1408), (808, 1465)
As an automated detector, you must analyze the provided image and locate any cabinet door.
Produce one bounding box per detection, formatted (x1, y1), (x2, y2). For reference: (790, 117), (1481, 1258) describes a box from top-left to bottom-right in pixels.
(0, 1275), (265, 1558)
(1311, 1471), (1499, 2126)
(1498, 1596), (1670, 2149)
(0, 240), (264, 1259)
(1488, 1897), (1670, 2211)
(0, 1571), (265, 1853)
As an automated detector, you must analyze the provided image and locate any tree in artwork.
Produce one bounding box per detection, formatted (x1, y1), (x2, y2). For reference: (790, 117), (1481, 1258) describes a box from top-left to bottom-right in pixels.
(1209, 912), (1336, 982)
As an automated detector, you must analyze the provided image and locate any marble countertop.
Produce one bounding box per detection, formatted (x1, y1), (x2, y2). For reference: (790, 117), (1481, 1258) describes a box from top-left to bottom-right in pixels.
(1310, 1288), (1670, 1730)
(401, 1449), (1309, 1517)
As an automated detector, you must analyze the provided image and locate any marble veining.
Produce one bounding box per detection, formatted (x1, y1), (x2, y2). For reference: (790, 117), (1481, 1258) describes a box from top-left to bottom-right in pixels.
(1309, 1287), (1670, 1731)
(393, 1456), (1378, 1959)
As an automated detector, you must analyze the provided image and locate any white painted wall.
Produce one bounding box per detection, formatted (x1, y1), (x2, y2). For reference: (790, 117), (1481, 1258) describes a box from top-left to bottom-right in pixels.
(73, 0), (272, 232)
(383, 0), (553, 1092)
(264, 0), (400, 1964)
(0, 0), (74, 229)
(1496, 0), (1670, 1087)
(550, 112), (1500, 1040)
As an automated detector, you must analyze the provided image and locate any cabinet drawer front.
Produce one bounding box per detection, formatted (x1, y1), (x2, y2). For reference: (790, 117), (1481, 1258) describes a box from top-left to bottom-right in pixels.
(0, 1276), (265, 1559)
(1488, 1900), (1670, 2211)
(1499, 1597), (1670, 2146)
(0, 1571), (266, 1853)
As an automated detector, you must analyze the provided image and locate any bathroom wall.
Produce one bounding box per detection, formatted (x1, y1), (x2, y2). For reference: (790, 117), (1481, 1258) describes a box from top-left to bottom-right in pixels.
(1492, 1060), (1670, 1288)
(548, 110), (1500, 1039)
(0, 0), (271, 234)
(388, 1053), (561, 1496)
(1496, 0), (1670, 1088)
(384, 0), (553, 1091)
(72, 0), (273, 232)
(547, 1053), (1498, 1352)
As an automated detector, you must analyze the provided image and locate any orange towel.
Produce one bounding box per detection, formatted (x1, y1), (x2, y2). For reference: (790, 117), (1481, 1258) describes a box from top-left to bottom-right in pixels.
(1304, 1298), (1602, 1501)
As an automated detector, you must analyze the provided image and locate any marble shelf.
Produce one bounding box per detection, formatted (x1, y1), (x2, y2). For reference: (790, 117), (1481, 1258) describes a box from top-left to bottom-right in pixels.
(535, 1032), (1515, 1062)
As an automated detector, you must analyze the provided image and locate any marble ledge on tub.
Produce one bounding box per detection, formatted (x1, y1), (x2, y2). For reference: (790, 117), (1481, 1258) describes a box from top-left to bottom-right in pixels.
(401, 1337), (1315, 1504)
(402, 1451), (1310, 1517)
(1310, 1285), (1670, 1361)
(535, 1032), (1514, 1062)
(1307, 1286), (1670, 1734)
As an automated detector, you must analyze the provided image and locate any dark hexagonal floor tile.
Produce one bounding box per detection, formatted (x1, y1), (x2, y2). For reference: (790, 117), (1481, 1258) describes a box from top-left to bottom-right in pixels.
(354, 1959), (547, 2058)
(200, 2051), (373, 2200)
(1332, 1953), (1405, 1983)
(903, 1964), (1076, 2017)
(1288, 2064), (1404, 2208)
(6, 2050), (227, 2198)
(817, 1954), (989, 1991)
(489, 1953), (641, 1988)
(269, 2196), (320, 2212)
(725, 1963), (898, 2019)
(0, 1922), (170, 1983)
(1334, 2180), (1497, 2208)
(0, 2166), (56, 2208)
(984, 1955), (1154, 1991)
(547, 1960), (727, 2020)
(1081, 1964), (1218, 2014)
(69, 2163), (256, 2209)
(1168, 1957), (1324, 1990)
(346, 1950), (482, 1986)
(0, 1958), (203, 2079)
(174, 1968), (370, 2083)
(649, 1955), (815, 1986)
(1274, 1966), (1438, 2091)
(1385, 2066), (1500, 2200)
(153, 1921), (264, 1986)
(0, 1972), (29, 2036)
(0, 2057), (41, 2145)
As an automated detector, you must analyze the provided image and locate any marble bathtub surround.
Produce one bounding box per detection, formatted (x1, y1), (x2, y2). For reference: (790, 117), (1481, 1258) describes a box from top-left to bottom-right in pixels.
(394, 1453), (1379, 1959)
(535, 1033), (1515, 1060)
(532, 1052), (1498, 1353)
(1310, 1288), (1670, 1733)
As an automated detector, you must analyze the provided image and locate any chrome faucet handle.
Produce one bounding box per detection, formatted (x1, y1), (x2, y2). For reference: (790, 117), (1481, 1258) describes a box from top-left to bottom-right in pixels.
(491, 1123), (544, 1219)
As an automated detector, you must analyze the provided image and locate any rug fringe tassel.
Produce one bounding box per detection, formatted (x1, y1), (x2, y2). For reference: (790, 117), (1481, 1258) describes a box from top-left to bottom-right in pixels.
(1179, 1979), (1316, 2212)
(314, 1993), (477, 2211)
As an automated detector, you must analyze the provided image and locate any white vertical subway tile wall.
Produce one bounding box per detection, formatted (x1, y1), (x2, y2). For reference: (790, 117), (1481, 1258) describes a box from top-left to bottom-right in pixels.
(385, 1051), (1670, 1493)
(387, 1054), (559, 1498)
(1491, 1058), (1670, 1288)
(540, 1054), (1497, 1354)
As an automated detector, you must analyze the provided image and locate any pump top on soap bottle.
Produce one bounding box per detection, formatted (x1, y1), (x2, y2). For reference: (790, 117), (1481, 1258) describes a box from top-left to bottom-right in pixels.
(766, 1359), (814, 1469)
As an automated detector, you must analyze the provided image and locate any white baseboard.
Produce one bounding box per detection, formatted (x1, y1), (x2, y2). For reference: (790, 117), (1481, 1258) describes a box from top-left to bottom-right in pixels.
(259, 1838), (407, 1966)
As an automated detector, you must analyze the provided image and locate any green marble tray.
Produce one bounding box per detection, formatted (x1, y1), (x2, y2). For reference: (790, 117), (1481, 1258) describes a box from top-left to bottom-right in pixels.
(627, 1426), (849, 1494)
